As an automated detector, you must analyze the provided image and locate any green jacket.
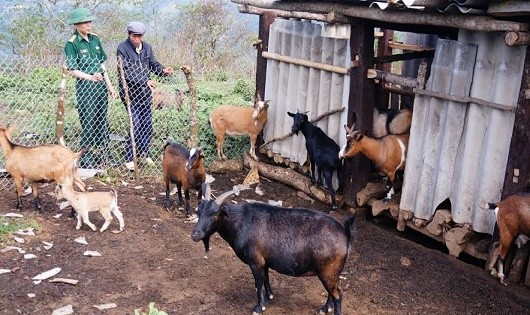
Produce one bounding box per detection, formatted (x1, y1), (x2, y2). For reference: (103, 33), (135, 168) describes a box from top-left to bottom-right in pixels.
(64, 31), (107, 75)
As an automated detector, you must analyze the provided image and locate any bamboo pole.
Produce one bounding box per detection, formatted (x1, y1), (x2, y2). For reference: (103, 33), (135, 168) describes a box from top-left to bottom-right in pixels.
(262, 51), (351, 75)
(117, 56), (139, 179)
(231, 0), (529, 32)
(56, 65), (67, 146)
(180, 65), (198, 148)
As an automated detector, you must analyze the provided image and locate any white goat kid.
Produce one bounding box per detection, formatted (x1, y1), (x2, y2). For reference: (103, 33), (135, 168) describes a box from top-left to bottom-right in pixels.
(56, 184), (125, 232)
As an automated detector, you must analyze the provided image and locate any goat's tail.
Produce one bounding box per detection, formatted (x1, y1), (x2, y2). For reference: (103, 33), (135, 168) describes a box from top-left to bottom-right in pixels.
(344, 212), (357, 247)
(480, 201), (498, 211)
(110, 188), (118, 203)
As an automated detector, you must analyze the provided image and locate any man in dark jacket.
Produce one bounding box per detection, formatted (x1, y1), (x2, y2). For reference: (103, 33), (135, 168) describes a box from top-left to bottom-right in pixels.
(117, 21), (173, 170)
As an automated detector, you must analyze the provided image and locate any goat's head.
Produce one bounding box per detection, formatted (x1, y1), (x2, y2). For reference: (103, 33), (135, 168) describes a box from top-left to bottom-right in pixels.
(287, 111), (308, 135)
(185, 147), (204, 171)
(191, 189), (237, 254)
(55, 184), (66, 201)
(0, 124), (17, 140)
(252, 100), (270, 121)
(339, 124), (364, 159)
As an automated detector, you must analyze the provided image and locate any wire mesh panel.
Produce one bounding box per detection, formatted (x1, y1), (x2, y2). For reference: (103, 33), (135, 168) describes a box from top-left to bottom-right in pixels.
(0, 55), (223, 191)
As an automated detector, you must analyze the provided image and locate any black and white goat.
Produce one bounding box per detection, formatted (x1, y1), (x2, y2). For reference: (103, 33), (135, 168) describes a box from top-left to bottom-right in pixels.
(287, 111), (343, 210)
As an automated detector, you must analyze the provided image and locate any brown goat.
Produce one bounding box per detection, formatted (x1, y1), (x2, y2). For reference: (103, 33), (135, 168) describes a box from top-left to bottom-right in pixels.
(482, 193), (530, 286)
(162, 142), (206, 217)
(209, 95), (269, 160)
(373, 108), (412, 138)
(0, 125), (86, 210)
(152, 87), (185, 111)
(339, 125), (409, 201)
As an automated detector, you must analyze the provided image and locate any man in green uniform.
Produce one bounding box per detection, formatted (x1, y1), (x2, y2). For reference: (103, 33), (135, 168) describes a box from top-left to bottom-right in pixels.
(64, 7), (116, 168)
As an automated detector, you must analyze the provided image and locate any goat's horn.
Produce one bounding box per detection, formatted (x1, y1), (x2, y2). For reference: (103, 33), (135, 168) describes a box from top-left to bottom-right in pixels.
(214, 189), (237, 205)
(202, 182), (212, 201)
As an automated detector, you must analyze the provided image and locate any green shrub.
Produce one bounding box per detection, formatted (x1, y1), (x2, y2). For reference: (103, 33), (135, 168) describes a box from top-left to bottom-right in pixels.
(232, 78), (254, 102)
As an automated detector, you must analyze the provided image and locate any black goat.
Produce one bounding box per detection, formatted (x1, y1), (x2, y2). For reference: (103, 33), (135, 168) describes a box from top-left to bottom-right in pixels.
(191, 190), (356, 315)
(162, 142), (207, 216)
(287, 111), (343, 210)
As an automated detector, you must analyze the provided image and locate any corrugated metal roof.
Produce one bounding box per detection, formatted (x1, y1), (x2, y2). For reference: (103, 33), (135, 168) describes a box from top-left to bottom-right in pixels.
(400, 33), (527, 234)
(363, 0), (489, 13)
(295, 0), (518, 15)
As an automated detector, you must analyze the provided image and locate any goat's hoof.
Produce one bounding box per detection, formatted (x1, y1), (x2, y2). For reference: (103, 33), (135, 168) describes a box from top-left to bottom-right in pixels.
(383, 197), (391, 204)
(252, 305), (265, 315)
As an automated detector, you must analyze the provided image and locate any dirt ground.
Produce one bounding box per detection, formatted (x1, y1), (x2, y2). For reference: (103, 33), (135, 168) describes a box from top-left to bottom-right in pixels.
(1, 170), (530, 315)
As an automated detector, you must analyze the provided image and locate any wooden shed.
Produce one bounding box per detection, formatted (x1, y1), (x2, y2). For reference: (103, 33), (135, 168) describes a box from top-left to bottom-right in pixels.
(234, 0), (530, 284)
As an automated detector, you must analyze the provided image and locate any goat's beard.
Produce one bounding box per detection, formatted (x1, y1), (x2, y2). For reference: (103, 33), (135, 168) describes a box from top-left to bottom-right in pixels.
(202, 237), (210, 253)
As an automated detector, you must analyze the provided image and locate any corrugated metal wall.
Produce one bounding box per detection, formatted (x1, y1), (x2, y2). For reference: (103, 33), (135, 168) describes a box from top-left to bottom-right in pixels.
(400, 32), (527, 234)
(262, 19), (350, 183)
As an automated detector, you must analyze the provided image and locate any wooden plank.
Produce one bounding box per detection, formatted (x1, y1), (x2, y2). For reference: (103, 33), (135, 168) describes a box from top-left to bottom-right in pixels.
(388, 41), (435, 52)
(342, 18), (375, 207)
(375, 29), (393, 108)
(503, 46), (530, 198)
(374, 50), (435, 64)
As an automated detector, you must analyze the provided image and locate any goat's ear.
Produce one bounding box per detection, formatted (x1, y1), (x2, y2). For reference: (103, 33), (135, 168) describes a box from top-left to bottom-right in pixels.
(354, 133), (363, 142)
(287, 111), (294, 117)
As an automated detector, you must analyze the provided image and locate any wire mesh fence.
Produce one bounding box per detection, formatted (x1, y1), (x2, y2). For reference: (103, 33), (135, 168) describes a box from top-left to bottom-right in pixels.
(0, 55), (252, 191)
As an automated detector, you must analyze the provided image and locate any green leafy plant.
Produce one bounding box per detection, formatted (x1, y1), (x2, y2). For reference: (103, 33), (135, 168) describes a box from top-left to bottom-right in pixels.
(134, 302), (168, 315)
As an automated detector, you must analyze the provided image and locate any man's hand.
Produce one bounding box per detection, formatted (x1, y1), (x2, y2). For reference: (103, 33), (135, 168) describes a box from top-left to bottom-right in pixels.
(91, 72), (103, 81)
(147, 80), (157, 89)
(163, 67), (174, 75)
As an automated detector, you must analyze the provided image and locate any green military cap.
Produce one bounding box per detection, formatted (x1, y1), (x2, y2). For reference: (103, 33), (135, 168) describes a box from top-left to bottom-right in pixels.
(68, 7), (96, 25)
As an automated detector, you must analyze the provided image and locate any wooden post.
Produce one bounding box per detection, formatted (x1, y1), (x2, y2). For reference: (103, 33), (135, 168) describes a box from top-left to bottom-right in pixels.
(180, 65), (198, 148)
(375, 29), (393, 109)
(502, 46), (530, 198)
(342, 18), (375, 207)
(117, 56), (139, 180)
(256, 11), (276, 99)
(56, 65), (67, 146)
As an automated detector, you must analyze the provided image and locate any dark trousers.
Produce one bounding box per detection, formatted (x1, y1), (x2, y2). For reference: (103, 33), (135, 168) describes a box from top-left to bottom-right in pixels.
(76, 80), (109, 165)
(124, 104), (153, 162)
